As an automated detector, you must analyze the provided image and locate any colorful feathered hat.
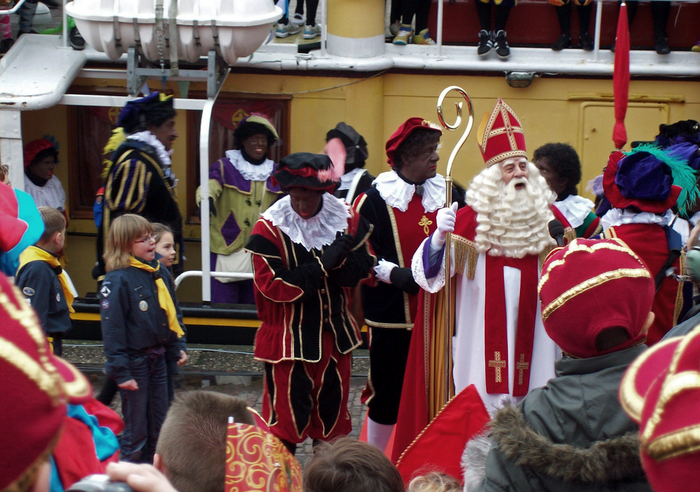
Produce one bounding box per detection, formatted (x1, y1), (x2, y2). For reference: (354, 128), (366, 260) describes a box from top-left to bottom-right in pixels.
(476, 99), (527, 168)
(603, 145), (699, 215)
(117, 92), (176, 134)
(0, 183), (44, 276)
(272, 152), (340, 192)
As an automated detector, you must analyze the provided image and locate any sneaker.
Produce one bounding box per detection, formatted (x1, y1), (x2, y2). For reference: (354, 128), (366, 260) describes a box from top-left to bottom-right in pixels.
(292, 13), (305, 26)
(579, 33), (593, 51)
(69, 26), (85, 51)
(494, 30), (510, 60)
(0, 38), (13, 55)
(477, 29), (493, 57)
(552, 33), (571, 51)
(413, 28), (435, 45)
(275, 22), (300, 38)
(389, 20), (401, 37)
(303, 23), (321, 40)
(693, 40), (700, 52)
(393, 24), (412, 45)
(654, 35), (670, 55)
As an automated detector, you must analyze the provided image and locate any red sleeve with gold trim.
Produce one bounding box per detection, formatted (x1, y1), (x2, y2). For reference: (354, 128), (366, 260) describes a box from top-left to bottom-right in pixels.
(246, 218), (323, 304)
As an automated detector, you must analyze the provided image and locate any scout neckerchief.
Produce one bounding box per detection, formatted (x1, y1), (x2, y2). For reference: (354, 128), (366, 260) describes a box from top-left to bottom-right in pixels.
(129, 257), (184, 338)
(18, 246), (75, 313)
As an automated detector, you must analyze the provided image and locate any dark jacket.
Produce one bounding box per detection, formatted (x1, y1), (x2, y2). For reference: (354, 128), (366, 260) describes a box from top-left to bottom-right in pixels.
(466, 346), (651, 492)
(96, 140), (184, 279)
(15, 259), (72, 335)
(100, 263), (184, 384)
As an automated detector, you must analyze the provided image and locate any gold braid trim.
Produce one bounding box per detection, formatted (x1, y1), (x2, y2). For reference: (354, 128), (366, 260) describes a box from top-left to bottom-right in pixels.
(645, 423), (700, 461)
(453, 235), (478, 280)
(541, 268), (651, 321)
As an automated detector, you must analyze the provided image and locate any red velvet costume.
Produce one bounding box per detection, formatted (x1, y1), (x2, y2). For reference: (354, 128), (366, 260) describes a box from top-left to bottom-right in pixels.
(246, 175), (375, 445)
(601, 224), (683, 345)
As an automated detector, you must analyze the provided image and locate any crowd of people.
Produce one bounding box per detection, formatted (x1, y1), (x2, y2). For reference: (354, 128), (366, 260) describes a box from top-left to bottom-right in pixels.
(2, 87), (700, 492)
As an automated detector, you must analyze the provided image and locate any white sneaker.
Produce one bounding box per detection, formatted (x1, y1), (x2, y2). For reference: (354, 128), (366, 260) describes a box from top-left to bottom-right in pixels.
(303, 24), (321, 40)
(292, 13), (305, 26)
(275, 22), (300, 38)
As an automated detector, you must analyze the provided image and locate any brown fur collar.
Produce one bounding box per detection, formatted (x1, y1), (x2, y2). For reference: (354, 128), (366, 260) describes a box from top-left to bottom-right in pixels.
(490, 405), (644, 483)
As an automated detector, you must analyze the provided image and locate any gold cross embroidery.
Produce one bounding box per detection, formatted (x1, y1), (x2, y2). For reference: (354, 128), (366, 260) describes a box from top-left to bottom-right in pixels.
(418, 215), (433, 236)
(488, 351), (507, 383)
(516, 354), (530, 385)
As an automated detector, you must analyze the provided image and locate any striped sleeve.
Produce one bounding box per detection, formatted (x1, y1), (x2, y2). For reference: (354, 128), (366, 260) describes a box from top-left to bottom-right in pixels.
(105, 156), (151, 214)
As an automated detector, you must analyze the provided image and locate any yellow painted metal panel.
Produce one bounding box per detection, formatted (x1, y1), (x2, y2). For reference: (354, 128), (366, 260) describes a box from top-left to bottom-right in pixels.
(327, 0), (384, 39)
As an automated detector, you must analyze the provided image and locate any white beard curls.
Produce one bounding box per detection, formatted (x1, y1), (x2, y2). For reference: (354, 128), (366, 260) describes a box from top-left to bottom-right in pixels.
(466, 162), (556, 258)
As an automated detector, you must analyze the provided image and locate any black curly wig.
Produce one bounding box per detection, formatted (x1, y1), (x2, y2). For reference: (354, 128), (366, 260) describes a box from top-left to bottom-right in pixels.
(533, 143), (581, 196)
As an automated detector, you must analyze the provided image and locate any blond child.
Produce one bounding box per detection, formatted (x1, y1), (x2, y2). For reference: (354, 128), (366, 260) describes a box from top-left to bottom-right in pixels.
(100, 214), (185, 463)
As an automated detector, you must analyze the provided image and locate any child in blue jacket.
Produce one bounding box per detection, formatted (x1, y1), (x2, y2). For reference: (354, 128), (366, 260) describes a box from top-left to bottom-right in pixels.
(100, 214), (185, 463)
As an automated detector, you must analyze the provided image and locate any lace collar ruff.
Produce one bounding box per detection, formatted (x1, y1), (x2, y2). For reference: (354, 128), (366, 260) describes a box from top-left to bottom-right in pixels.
(601, 208), (674, 231)
(224, 149), (275, 182)
(128, 131), (173, 171)
(553, 194), (595, 229)
(373, 171), (445, 213)
(262, 192), (350, 251)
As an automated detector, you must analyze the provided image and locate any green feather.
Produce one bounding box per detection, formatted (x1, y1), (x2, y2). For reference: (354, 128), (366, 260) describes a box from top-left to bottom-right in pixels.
(625, 143), (700, 215)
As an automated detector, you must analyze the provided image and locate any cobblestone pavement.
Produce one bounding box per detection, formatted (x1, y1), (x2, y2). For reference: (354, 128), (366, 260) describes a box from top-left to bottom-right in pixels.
(72, 343), (370, 470)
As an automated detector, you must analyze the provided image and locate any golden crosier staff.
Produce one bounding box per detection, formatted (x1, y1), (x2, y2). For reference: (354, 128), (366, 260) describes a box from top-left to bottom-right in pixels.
(435, 86), (474, 409)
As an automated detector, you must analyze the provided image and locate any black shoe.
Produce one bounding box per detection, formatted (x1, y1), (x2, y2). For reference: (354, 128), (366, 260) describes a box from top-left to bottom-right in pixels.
(494, 30), (510, 60)
(477, 29), (493, 57)
(552, 33), (571, 51)
(69, 26), (85, 50)
(655, 35), (670, 55)
(0, 38), (13, 55)
(580, 33), (594, 51)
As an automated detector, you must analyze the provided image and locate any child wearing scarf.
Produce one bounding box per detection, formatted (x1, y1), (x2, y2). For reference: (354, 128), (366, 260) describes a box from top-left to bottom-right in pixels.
(16, 206), (73, 355)
(100, 214), (185, 463)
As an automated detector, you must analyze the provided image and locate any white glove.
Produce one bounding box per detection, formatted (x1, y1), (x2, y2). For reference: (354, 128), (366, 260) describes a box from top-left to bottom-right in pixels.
(431, 202), (458, 249)
(374, 259), (398, 284)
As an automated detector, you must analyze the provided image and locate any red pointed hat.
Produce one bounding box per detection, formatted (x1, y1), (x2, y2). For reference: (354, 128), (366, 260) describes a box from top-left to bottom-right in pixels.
(619, 327), (700, 492)
(477, 99), (527, 167)
(385, 117), (442, 167)
(0, 272), (92, 492)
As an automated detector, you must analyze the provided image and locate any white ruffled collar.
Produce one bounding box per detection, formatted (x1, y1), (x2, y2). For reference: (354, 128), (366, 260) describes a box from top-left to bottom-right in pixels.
(127, 131), (175, 183)
(601, 208), (674, 231)
(338, 167), (364, 191)
(373, 171), (446, 213)
(224, 149), (275, 182)
(262, 192), (350, 251)
(553, 194), (595, 229)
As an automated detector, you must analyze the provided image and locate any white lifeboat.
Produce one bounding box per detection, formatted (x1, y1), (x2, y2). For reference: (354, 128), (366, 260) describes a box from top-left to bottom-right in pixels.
(65, 0), (282, 65)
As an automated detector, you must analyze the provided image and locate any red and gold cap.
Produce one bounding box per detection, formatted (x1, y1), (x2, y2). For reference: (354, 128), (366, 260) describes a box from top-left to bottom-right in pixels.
(538, 238), (654, 359)
(476, 99), (527, 168)
(385, 117), (442, 167)
(225, 422), (302, 492)
(0, 273), (92, 492)
(619, 327), (700, 492)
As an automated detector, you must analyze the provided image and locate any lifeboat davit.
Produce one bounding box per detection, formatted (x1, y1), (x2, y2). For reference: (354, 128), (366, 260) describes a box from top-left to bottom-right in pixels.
(65, 0), (282, 65)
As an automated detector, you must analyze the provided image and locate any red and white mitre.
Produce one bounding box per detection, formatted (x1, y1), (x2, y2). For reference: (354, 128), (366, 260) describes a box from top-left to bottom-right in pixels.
(477, 98), (528, 167)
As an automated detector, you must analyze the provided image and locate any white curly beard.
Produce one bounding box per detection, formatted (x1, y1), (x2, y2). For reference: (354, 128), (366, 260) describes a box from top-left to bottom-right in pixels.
(466, 163), (556, 258)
